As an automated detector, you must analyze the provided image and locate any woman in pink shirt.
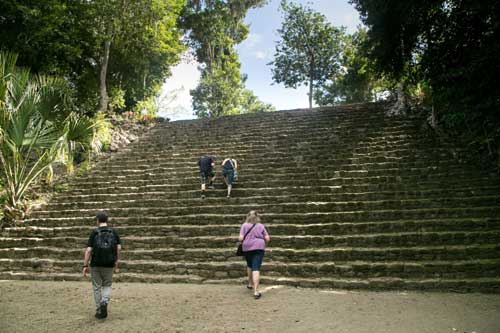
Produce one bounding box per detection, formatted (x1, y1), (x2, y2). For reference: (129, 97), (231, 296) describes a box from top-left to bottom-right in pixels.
(239, 210), (270, 299)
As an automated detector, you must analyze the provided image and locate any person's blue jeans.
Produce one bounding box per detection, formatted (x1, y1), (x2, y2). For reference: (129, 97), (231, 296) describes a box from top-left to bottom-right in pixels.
(223, 170), (234, 185)
(245, 250), (265, 271)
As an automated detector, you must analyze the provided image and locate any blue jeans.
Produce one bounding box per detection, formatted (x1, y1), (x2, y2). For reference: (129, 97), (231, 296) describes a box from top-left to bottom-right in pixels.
(245, 250), (265, 271)
(223, 169), (234, 185)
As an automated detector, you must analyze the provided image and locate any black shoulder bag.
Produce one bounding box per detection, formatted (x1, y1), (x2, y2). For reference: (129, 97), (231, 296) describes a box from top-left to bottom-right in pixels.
(236, 223), (257, 256)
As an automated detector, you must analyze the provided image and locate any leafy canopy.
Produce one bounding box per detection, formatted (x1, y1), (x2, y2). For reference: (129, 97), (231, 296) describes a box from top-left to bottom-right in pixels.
(0, 0), (186, 114)
(181, 0), (271, 118)
(269, 0), (345, 108)
(350, 0), (500, 166)
(315, 28), (388, 105)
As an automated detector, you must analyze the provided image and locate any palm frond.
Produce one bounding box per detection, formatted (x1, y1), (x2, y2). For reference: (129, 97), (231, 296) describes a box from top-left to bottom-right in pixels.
(0, 51), (87, 217)
(0, 51), (18, 107)
(36, 75), (73, 122)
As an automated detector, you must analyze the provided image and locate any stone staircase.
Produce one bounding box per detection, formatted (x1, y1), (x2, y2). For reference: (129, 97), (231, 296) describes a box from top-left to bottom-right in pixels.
(1, 104), (500, 291)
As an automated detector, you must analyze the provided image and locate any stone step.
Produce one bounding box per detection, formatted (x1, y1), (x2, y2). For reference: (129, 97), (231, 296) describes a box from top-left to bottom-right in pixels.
(117, 139), (442, 157)
(117, 134), (433, 155)
(2, 230), (499, 249)
(148, 117), (415, 129)
(144, 122), (421, 135)
(60, 176), (497, 198)
(154, 123), (399, 134)
(92, 161), (466, 180)
(92, 158), (460, 174)
(49, 184), (500, 204)
(146, 124), (424, 138)
(0, 270), (205, 283)
(5, 217), (500, 238)
(1, 270), (497, 292)
(136, 136), (421, 147)
(65, 170), (494, 192)
(152, 113), (410, 128)
(44, 188), (500, 210)
(133, 136), (436, 155)
(69, 172), (491, 193)
(89, 156), (464, 178)
(1, 258), (499, 280)
(25, 207), (500, 226)
(155, 114), (396, 126)
(73, 163), (479, 182)
(29, 196), (500, 219)
(136, 135), (422, 150)
(2, 244), (498, 262)
(101, 146), (459, 164)
(88, 158), (467, 177)
(141, 124), (419, 143)
(144, 118), (416, 133)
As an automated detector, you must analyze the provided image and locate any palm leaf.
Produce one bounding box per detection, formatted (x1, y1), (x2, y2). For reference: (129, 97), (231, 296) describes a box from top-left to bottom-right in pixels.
(0, 51), (92, 218)
(62, 113), (97, 173)
(36, 75), (73, 122)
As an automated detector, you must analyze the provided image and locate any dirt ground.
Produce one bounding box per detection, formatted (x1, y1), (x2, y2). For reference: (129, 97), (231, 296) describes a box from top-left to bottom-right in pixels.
(1, 281), (499, 333)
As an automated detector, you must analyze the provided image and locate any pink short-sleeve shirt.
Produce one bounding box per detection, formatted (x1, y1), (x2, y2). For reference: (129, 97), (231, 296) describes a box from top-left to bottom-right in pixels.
(239, 222), (269, 252)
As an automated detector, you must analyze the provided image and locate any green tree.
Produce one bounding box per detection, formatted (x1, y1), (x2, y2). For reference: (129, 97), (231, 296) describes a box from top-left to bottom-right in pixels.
(269, 0), (345, 109)
(191, 54), (243, 118)
(315, 28), (386, 105)
(101, 0), (186, 111)
(350, 0), (500, 165)
(239, 89), (276, 113)
(0, 0), (186, 114)
(86, 0), (186, 113)
(0, 0), (94, 77)
(0, 52), (95, 224)
(181, 0), (268, 117)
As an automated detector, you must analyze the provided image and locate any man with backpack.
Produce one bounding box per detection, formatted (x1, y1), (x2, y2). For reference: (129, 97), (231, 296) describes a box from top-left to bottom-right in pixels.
(198, 155), (216, 199)
(82, 211), (121, 319)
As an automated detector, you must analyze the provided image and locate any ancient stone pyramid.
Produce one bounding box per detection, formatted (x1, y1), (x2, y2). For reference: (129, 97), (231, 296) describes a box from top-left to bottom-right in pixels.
(1, 104), (500, 291)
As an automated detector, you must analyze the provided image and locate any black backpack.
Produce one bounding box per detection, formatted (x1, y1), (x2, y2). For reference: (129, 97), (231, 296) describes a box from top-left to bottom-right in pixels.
(92, 228), (117, 266)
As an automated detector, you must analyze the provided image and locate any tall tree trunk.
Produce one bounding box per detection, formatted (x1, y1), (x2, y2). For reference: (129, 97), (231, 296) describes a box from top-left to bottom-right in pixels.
(308, 62), (314, 110)
(99, 40), (111, 113)
(308, 77), (313, 110)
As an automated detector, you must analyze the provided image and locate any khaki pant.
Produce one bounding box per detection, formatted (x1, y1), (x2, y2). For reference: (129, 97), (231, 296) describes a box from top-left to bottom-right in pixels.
(90, 266), (114, 309)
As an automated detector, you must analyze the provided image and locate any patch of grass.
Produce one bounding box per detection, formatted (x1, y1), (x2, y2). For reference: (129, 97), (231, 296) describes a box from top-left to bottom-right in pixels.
(53, 183), (70, 193)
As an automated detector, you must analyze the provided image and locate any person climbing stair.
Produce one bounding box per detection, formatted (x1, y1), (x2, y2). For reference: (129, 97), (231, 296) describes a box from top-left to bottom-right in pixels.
(198, 155), (216, 198)
(221, 157), (238, 198)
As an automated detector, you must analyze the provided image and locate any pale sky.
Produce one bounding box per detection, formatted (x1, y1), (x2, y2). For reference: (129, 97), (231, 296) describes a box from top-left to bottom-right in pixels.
(158, 0), (362, 121)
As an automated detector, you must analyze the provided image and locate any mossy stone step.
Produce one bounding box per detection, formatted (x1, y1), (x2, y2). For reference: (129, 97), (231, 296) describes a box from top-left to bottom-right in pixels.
(2, 231), (500, 249)
(1, 258), (499, 280)
(143, 124), (419, 141)
(116, 135), (433, 155)
(2, 244), (498, 262)
(60, 176), (498, 197)
(45, 185), (500, 208)
(1, 270), (497, 292)
(52, 183), (499, 203)
(102, 147), (460, 165)
(71, 170), (488, 190)
(4, 218), (500, 239)
(72, 164), (476, 183)
(42, 192), (500, 212)
(25, 207), (500, 226)
(29, 196), (500, 219)
(120, 139), (444, 157)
